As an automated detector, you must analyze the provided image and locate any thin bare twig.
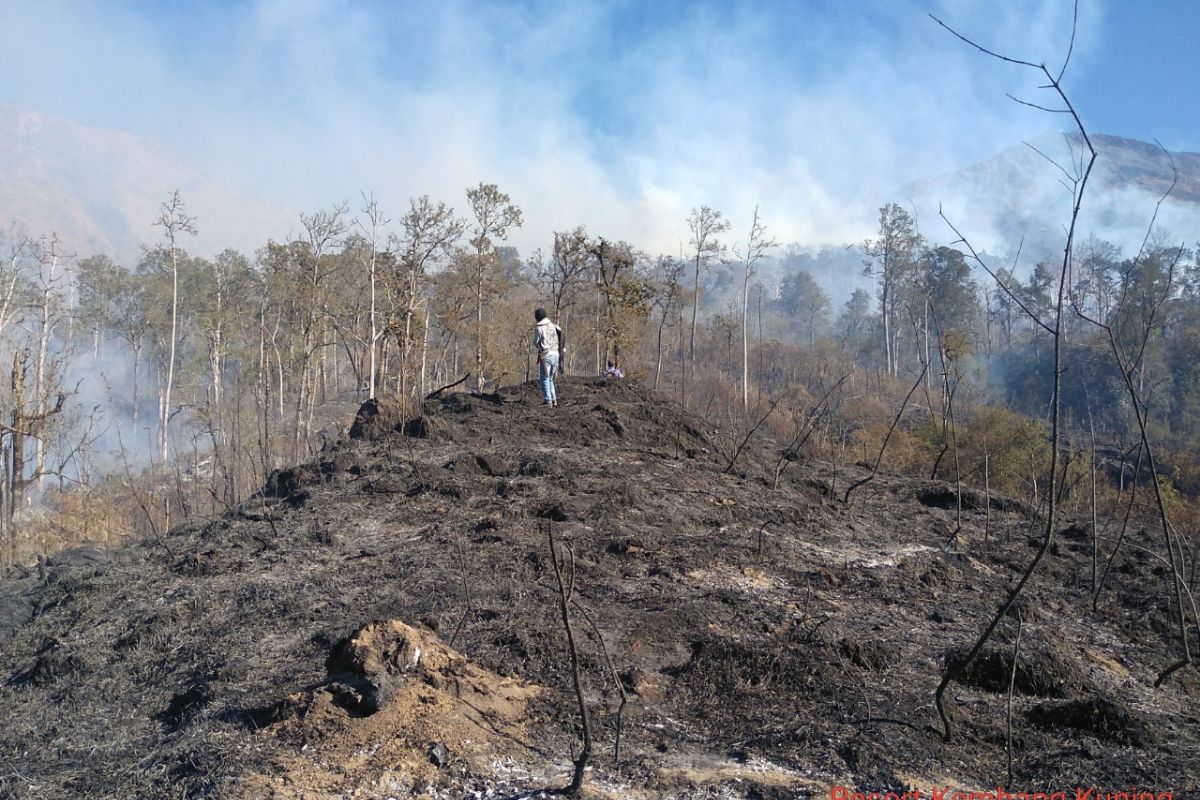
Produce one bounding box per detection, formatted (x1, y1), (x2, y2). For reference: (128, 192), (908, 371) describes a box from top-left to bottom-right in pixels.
(548, 522), (591, 795)
(723, 392), (784, 475)
(844, 361), (929, 504)
(931, 0), (1097, 742)
(572, 599), (628, 770)
(1006, 609), (1024, 787)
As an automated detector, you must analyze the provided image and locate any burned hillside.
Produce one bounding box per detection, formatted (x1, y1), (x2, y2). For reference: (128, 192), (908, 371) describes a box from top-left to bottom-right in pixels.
(1, 376), (1197, 799)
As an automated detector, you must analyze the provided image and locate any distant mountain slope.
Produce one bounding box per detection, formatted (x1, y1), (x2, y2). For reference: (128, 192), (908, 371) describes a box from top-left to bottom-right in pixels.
(1092, 133), (1200, 202)
(0, 103), (290, 264)
(906, 133), (1200, 258)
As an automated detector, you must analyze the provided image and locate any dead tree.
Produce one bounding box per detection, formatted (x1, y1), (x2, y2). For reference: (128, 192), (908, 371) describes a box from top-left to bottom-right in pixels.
(930, 4), (1096, 741)
(0, 351), (67, 568)
(547, 523), (592, 795)
(354, 192), (390, 401)
(843, 361), (929, 505)
(1093, 444), (1143, 610)
(926, 305), (967, 540)
(292, 204), (348, 461)
(723, 392), (784, 475)
(685, 206), (730, 362)
(1072, 227), (1195, 684)
(651, 256), (686, 390)
(395, 196), (464, 408)
(153, 191), (198, 463)
(772, 374), (850, 490)
(733, 207), (779, 409)
(571, 599), (628, 770)
(1005, 608), (1024, 786)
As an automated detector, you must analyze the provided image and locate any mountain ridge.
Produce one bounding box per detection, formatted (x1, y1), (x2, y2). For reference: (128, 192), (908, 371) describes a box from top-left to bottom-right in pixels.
(0, 102), (290, 263)
(905, 131), (1200, 257)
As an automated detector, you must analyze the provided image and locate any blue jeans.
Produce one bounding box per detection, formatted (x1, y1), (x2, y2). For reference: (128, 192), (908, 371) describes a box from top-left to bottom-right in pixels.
(540, 352), (559, 404)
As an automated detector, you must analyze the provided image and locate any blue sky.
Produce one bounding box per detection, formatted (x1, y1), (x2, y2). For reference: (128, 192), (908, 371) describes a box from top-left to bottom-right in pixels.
(1, 0), (1197, 254)
(1070, 2), (1199, 151)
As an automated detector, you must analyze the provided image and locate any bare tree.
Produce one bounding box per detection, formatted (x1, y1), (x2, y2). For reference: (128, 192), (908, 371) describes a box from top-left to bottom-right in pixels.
(395, 196), (464, 405)
(651, 256), (686, 390)
(466, 183), (522, 391)
(930, 4), (1097, 741)
(293, 203), (348, 459)
(733, 206), (778, 409)
(843, 361), (930, 505)
(1073, 223), (1195, 683)
(28, 234), (75, 489)
(153, 190), (197, 463)
(0, 226), (31, 340)
(685, 206), (730, 362)
(195, 249), (257, 507)
(547, 523), (592, 796)
(354, 193), (390, 400)
(1, 351), (67, 568)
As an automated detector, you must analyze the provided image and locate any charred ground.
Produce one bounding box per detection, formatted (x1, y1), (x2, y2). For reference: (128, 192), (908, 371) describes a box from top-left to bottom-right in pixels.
(1, 377), (1196, 798)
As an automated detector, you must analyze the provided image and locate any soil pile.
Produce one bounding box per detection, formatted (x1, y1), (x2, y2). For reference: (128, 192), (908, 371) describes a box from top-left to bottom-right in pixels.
(229, 620), (542, 799)
(0, 376), (1196, 798)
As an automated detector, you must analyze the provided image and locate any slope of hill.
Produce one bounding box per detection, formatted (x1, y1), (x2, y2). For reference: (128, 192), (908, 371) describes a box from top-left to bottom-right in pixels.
(907, 133), (1200, 257)
(0, 103), (290, 263)
(0, 378), (1196, 798)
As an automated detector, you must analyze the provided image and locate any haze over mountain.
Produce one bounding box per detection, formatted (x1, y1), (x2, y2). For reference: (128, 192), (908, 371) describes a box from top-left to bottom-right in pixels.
(0, 103), (290, 263)
(906, 132), (1200, 260)
(762, 134), (1200, 306)
(2, 101), (1197, 272)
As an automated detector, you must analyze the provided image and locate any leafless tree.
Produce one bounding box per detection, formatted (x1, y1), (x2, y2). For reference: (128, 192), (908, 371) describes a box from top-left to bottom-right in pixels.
(395, 196), (463, 404)
(930, 3), (1097, 740)
(1071, 181), (1195, 683)
(733, 207), (778, 410)
(843, 361), (929, 505)
(465, 183), (522, 391)
(651, 256), (686, 390)
(292, 203), (348, 459)
(27, 234), (75, 489)
(685, 206), (730, 362)
(547, 523), (592, 796)
(153, 190), (197, 463)
(354, 193), (390, 400)
(1, 351), (67, 568)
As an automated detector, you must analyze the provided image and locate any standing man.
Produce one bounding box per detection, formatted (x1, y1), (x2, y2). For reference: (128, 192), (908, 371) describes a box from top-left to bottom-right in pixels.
(533, 308), (562, 406)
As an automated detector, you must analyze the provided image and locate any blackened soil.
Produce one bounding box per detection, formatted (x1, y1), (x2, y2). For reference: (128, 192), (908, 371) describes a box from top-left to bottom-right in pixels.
(0, 376), (1196, 798)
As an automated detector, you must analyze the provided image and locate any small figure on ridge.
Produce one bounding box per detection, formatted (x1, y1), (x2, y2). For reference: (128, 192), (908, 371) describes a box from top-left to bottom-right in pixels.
(532, 307), (563, 406)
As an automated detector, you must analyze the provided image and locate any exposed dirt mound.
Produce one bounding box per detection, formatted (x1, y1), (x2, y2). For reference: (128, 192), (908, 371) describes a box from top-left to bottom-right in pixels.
(229, 620), (541, 799)
(320, 619), (538, 720)
(1, 376), (1196, 798)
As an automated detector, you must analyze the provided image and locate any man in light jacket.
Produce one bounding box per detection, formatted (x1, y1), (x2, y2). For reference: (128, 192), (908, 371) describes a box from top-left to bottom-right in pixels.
(532, 308), (562, 406)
